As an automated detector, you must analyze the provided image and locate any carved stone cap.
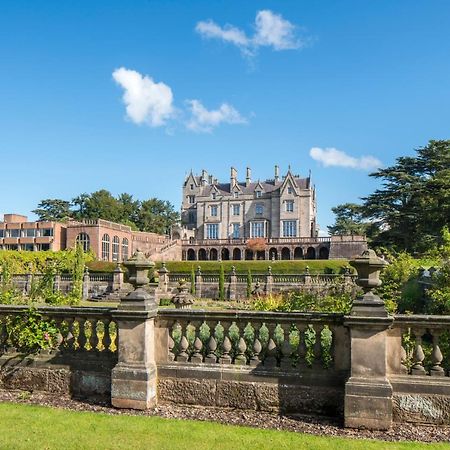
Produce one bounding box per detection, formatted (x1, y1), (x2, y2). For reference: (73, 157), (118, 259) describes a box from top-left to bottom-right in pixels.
(350, 249), (388, 293)
(171, 280), (194, 309)
(124, 249), (155, 289)
(158, 263), (169, 274)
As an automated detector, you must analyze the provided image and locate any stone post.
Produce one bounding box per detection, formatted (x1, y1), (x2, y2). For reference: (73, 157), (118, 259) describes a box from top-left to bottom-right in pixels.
(265, 266), (273, 295)
(82, 267), (90, 300)
(111, 250), (158, 410)
(303, 265), (311, 285)
(195, 266), (202, 299)
(25, 273), (33, 295)
(157, 263), (169, 294)
(344, 249), (392, 430)
(113, 264), (124, 291)
(228, 266), (237, 300)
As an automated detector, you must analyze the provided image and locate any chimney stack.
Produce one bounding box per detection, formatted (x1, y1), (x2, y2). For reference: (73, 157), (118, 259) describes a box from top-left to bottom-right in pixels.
(246, 167), (251, 187)
(274, 165), (280, 183)
(201, 169), (208, 186)
(230, 167), (238, 190)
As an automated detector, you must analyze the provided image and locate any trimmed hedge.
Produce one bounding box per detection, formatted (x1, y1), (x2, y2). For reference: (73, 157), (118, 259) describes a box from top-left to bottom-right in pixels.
(154, 260), (352, 274)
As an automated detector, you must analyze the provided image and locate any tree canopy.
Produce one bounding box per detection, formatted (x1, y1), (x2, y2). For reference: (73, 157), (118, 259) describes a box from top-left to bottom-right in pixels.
(329, 140), (450, 254)
(33, 190), (179, 235)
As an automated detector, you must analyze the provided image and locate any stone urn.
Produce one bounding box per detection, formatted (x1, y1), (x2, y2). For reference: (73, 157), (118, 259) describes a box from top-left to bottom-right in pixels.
(171, 280), (194, 309)
(350, 249), (389, 316)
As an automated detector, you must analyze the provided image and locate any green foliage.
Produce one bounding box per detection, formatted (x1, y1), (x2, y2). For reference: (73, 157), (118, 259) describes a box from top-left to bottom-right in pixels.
(40, 190), (180, 234)
(155, 260), (351, 275)
(71, 244), (85, 303)
(251, 292), (352, 314)
(32, 199), (71, 221)
(218, 265), (225, 301)
(361, 140), (450, 253)
(246, 269), (252, 299)
(428, 263), (450, 314)
(328, 203), (368, 236)
(4, 308), (59, 353)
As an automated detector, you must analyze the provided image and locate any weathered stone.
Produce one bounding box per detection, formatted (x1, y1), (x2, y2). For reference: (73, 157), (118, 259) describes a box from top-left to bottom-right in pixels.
(47, 369), (71, 394)
(2, 367), (48, 391)
(216, 381), (257, 409)
(158, 378), (216, 406)
(393, 394), (450, 425)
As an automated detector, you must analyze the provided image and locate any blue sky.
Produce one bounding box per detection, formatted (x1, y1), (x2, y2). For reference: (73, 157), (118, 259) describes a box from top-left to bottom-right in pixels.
(1, 1), (449, 232)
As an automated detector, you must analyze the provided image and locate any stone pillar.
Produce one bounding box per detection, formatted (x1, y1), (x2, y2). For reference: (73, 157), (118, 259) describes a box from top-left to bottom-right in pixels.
(53, 273), (61, 293)
(111, 250), (158, 410)
(195, 266), (202, 298)
(344, 249), (393, 430)
(113, 264), (124, 291)
(82, 267), (90, 300)
(157, 263), (169, 294)
(228, 266), (237, 300)
(25, 273), (33, 295)
(265, 266), (273, 295)
(303, 265), (311, 285)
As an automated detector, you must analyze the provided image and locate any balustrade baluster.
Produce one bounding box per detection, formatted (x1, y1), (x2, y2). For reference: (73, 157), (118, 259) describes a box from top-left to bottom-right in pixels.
(168, 323), (175, 361)
(250, 322), (262, 367)
(280, 324), (293, 369)
(264, 323), (277, 367)
(312, 324), (323, 368)
(176, 322), (189, 362)
(430, 330), (445, 376)
(54, 318), (64, 351)
(102, 319), (112, 352)
(234, 336), (247, 365)
(220, 322), (232, 364)
(77, 318), (87, 351)
(400, 343), (408, 374)
(190, 321), (203, 363)
(411, 328), (426, 375)
(297, 324), (308, 369)
(205, 322), (218, 363)
(64, 318), (75, 351)
(89, 319), (99, 351)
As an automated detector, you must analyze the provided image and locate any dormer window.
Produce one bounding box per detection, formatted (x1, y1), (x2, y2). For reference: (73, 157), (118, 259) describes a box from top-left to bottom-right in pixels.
(233, 192), (239, 199)
(255, 191), (262, 198)
(287, 186), (293, 194)
(212, 192), (216, 200)
(190, 184), (194, 190)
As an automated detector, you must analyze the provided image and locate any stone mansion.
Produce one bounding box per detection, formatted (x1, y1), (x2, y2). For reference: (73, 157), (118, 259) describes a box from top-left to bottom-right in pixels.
(176, 166), (367, 261)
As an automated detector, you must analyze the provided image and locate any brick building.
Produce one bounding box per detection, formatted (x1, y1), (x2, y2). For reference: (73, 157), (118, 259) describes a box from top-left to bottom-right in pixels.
(0, 215), (180, 262)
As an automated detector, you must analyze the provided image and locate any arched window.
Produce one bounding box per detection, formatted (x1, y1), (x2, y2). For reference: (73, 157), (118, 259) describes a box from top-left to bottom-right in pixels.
(122, 238), (129, 261)
(101, 234), (110, 261)
(76, 233), (90, 252)
(112, 236), (120, 262)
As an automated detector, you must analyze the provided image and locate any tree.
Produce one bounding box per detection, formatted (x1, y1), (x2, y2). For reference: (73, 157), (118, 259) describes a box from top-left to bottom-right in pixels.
(32, 199), (72, 222)
(362, 140), (450, 253)
(328, 203), (368, 236)
(218, 264), (225, 301)
(136, 198), (180, 235)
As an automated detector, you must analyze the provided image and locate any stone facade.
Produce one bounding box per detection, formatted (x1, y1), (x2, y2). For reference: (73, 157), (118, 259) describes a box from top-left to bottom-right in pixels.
(177, 167), (367, 260)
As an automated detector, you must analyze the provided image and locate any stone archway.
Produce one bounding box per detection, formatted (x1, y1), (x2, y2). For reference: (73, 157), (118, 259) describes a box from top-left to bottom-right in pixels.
(198, 248), (207, 260)
(232, 248), (242, 260)
(306, 247), (316, 260)
(221, 248), (230, 260)
(210, 248), (218, 260)
(245, 249), (254, 260)
(319, 247), (329, 260)
(294, 247), (303, 260)
(256, 250), (265, 260)
(269, 247), (278, 261)
(281, 247), (291, 260)
(187, 248), (196, 261)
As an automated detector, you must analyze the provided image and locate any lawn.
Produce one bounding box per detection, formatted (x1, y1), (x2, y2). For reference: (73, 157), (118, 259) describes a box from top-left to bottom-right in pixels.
(0, 403), (444, 450)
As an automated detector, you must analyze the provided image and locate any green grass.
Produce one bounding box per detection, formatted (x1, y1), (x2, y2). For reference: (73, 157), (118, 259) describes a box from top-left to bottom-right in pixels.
(0, 403), (444, 450)
(155, 259), (352, 274)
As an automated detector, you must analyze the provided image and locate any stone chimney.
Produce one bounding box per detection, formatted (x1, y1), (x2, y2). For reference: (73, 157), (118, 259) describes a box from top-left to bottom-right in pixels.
(230, 167), (238, 190)
(246, 167), (251, 187)
(274, 165), (280, 183)
(201, 169), (208, 186)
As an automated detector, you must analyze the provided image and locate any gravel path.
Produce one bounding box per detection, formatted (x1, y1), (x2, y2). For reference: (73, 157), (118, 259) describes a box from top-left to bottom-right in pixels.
(0, 390), (448, 444)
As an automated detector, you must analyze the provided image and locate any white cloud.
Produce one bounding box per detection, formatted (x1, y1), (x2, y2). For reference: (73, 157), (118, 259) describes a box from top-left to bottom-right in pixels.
(253, 10), (299, 50)
(195, 10), (305, 56)
(112, 67), (175, 127)
(309, 147), (382, 170)
(186, 100), (247, 133)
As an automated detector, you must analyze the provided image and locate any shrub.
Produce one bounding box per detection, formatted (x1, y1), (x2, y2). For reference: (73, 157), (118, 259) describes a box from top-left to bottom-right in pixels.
(218, 265), (225, 300)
